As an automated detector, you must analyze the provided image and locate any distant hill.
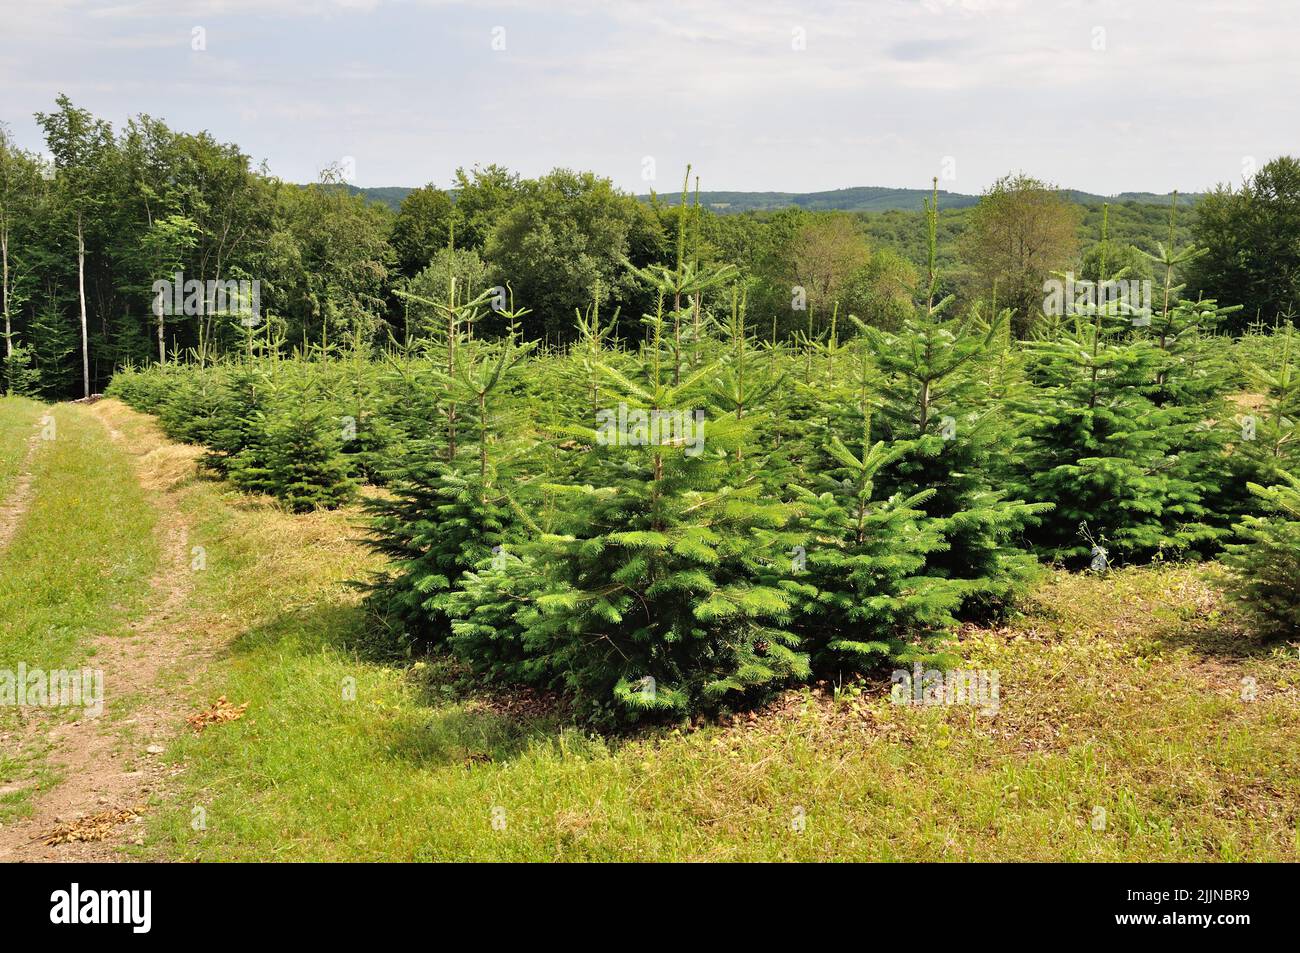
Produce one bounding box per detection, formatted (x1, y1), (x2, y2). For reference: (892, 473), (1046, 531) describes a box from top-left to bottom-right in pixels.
(344, 183), (1199, 214)
(646, 186), (1200, 214)
(343, 185), (412, 210)
(645, 187), (981, 213)
(1060, 189), (1201, 207)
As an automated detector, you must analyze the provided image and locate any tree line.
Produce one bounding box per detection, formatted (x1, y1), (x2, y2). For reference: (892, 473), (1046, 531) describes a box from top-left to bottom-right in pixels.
(3, 96), (1299, 399)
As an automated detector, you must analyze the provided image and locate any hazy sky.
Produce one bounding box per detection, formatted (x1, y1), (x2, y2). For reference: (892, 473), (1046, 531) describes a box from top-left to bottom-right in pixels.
(1, 0), (1297, 195)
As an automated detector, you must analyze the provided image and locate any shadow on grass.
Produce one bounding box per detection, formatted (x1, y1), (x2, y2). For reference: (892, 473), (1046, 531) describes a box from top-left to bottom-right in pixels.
(381, 703), (572, 770)
(1151, 619), (1278, 659)
(228, 601), (373, 656)
(224, 597), (581, 771)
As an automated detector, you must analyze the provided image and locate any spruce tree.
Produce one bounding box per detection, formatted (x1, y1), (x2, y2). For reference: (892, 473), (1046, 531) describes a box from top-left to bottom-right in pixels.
(1231, 324), (1300, 481)
(1, 336), (40, 396)
(202, 360), (270, 475)
(340, 363), (396, 483)
(1139, 194), (1241, 405)
(364, 293), (534, 644)
(228, 372), (355, 512)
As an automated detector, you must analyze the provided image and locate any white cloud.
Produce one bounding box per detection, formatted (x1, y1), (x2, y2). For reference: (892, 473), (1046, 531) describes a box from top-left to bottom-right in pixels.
(0, 0), (1296, 193)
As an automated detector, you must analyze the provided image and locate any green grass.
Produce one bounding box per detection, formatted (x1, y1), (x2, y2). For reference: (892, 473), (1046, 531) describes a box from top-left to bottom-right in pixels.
(0, 395), (42, 501)
(151, 601), (1299, 862)
(0, 402), (160, 821)
(0, 405), (158, 670)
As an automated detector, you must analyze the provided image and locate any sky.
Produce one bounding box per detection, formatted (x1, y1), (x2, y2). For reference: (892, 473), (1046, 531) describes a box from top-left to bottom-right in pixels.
(1, 0), (1297, 196)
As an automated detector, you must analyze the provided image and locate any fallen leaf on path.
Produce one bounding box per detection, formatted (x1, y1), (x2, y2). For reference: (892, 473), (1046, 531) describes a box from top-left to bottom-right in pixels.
(186, 696), (249, 733)
(43, 806), (141, 846)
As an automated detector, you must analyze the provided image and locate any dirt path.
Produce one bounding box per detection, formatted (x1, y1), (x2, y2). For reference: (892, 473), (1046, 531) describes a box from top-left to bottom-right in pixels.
(0, 417), (48, 554)
(0, 405), (213, 862)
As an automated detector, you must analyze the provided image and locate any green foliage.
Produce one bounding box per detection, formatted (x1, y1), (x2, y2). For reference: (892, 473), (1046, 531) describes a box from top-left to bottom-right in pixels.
(959, 173), (1081, 338)
(516, 283), (804, 722)
(104, 361), (180, 412)
(862, 186), (1050, 605)
(486, 168), (663, 341)
(363, 299), (536, 642)
(113, 358), (358, 512)
(527, 405), (803, 722)
(1, 339), (41, 396)
(7, 92), (1272, 400)
(789, 437), (963, 669)
(228, 378), (355, 512)
(202, 361), (271, 475)
(1189, 156), (1300, 332)
(390, 184), (455, 278)
(365, 458), (512, 641)
(399, 248), (491, 343)
(450, 164), (522, 251)
(100, 167), (1297, 726)
(158, 370), (230, 447)
(1012, 308), (1222, 564)
(1224, 471), (1300, 639)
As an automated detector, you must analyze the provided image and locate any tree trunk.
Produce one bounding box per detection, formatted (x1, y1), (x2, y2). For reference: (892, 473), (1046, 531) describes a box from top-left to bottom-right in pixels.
(77, 214), (89, 398)
(156, 296), (166, 364)
(2, 226), (10, 361)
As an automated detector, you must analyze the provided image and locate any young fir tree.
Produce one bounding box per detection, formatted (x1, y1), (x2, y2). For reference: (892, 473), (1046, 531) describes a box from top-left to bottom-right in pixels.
(228, 371), (355, 512)
(707, 287), (785, 462)
(1223, 469), (1300, 639)
(1229, 324), (1300, 482)
(787, 333), (965, 672)
(364, 289), (534, 644)
(443, 552), (551, 684)
(202, 359), (271, 476)
(1, 336), (40, 396)
(335, 327), (397, 483)
(1012, 211), (1220, 565)
(158, 367), (229, 447)
(1137, 247), (1239, 411)
(625, 167), (735, 387)
(778, 303), (869, 482)
(28, 298), (78, 400)
(184, 319), (282, 474)
(1131, 196), (1244, 538)
(0, 265), (40, 395)
(861, 181), (1049, 609)
(1138, 199), (1241, 407)
(522, 290), (802, 723)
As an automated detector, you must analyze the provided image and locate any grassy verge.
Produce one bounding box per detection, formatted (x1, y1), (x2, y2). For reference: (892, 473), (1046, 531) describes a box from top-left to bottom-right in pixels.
(122, 381), (1298, 860)
(0, 402), (160, 820)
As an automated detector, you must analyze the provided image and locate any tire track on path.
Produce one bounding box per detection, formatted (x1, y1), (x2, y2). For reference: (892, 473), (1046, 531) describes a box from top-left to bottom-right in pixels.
(0, 404), (209, 862)
(0, 416), (49, 555)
